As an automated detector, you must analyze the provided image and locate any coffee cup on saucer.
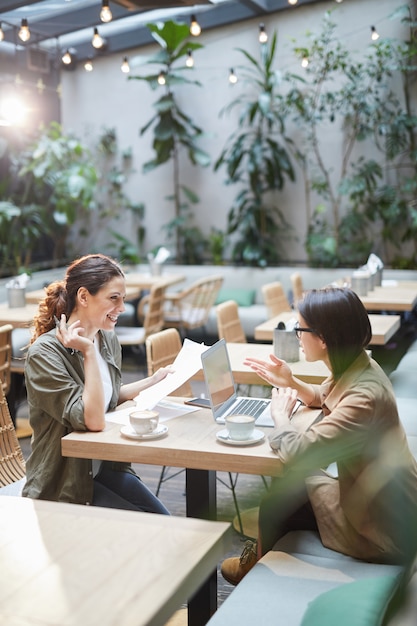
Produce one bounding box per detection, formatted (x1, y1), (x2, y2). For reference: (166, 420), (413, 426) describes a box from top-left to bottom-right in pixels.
(225, 414), (256, 441)
(129, 410), (159, 435)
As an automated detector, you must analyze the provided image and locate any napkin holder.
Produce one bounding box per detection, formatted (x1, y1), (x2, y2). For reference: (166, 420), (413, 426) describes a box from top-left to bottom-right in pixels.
(273, 328), (299, 362)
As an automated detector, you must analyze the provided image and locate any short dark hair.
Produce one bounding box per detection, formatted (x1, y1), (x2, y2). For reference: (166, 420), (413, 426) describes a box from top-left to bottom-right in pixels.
(298, 287), (371, 379)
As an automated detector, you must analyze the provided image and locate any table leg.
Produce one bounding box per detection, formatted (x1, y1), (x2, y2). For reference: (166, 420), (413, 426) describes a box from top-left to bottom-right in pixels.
(186, 469), (217, 626)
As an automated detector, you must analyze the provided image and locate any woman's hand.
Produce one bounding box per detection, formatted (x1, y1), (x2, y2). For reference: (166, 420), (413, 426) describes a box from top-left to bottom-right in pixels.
(244, 353), (294, 388)
(55, 314), (93, 355)
(151, 365), (175, 385)
(270, 386), (299, 428)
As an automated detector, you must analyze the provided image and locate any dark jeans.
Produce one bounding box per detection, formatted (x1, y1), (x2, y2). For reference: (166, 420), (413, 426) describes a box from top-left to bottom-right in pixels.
(93, 464), (170, 515)
(258, 474), (318, 555)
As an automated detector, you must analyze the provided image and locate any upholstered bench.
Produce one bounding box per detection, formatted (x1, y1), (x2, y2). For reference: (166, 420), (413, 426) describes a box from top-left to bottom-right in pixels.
(208, 530), (407, 626)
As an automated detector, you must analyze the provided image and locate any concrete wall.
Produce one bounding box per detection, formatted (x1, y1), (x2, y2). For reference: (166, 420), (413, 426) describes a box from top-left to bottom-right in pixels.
(60, 0), (406, 264)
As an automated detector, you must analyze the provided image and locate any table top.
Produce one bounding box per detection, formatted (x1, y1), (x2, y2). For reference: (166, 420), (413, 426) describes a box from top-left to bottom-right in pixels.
(62, 404), (319, 477)
(192, 342), (330, 386)
(0, 495), (231, 626)
(359, 283), (417, 312)
(254, 313), (401, 346)
(0, 302), (39, 328)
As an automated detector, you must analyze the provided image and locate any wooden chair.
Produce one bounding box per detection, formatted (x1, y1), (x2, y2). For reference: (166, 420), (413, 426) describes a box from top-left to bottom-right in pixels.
(116, 281), (169, 351)
(290, 272), (304, 308)
(0, 324), (13, 397)
(163, 275), (224, 335)
(261, 282), (292, 317)
(0, 383), (26, 495)
(216, 300), (247, 343)
(145, 327), (245, 532)
(145, 328), (193, 497)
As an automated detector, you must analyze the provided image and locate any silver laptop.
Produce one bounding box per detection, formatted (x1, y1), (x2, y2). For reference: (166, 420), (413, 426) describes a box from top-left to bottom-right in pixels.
(201, 339), (275, 427)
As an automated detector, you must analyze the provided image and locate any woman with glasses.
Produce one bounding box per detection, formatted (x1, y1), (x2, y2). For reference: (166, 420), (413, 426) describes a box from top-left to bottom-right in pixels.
(221, 287), (417, 585)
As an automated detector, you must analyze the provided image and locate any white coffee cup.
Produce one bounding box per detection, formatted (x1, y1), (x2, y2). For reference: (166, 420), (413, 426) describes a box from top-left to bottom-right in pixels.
(129, 410), (159, 435)
(225, 414), (256, 441)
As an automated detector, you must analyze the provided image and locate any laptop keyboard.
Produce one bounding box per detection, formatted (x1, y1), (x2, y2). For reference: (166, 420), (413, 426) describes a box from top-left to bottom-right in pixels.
(232, 398), (268, 419)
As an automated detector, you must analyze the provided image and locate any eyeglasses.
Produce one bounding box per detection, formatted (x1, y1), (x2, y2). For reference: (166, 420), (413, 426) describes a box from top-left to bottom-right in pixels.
(294, 323), (317, 339)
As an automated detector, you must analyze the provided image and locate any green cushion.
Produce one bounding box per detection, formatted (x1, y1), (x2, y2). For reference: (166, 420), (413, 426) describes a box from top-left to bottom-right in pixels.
(300, 575), (402, 626)
(215, 288), (256, 307)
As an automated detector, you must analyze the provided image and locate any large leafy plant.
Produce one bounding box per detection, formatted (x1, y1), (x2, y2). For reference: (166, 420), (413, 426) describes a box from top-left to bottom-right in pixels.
(129, 20), (210, 263)
(214, 33), (295, 267)
(287, 7), (417, 267)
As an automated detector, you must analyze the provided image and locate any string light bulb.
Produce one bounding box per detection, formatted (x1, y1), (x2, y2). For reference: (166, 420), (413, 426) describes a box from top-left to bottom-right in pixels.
(18, 18), (30, 42)
(190, 14), (201, 37)
(62, 49), (72, 65)
(288, 0), (298, 5)
(92, 27), (104, 49)
(335, 0), (343, 3)
(0, 23), (4, 42)
(84, 58), (94, 72)
(229, 68), (237, 84)
(121, 56), (130, 73)
(100, 0), (112, 23)
(186, 49), (194, 68)
(157, 71), (166, 85)
(259, 23), (268, 44)
(371, 26), (380, 41)
(301, 56), (309, 68)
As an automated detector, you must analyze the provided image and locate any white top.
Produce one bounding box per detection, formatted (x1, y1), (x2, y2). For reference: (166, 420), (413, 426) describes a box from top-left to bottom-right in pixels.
(92, 336), (113, 476)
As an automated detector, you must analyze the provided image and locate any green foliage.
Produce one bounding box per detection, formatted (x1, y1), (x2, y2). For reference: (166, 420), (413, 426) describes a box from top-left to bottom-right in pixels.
(287, 7), (417, 268)
(129, 20), (209, 263)
(215, 33), (295, 266)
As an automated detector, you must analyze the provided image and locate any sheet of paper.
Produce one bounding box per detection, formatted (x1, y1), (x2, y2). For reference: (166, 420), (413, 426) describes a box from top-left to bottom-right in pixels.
(132, 338), (208, 410)
(105, 399), (199, 426)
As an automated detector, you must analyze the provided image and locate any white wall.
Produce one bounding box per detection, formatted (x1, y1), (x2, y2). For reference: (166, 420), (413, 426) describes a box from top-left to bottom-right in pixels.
(60, 0), (407, 263)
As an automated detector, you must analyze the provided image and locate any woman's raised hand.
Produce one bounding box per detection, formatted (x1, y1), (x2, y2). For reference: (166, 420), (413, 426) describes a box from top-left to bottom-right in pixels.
(243, 353), (294, 388)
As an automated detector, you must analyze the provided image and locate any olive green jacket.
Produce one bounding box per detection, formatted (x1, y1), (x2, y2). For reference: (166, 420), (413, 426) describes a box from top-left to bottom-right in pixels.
(23, 329), (123, 504)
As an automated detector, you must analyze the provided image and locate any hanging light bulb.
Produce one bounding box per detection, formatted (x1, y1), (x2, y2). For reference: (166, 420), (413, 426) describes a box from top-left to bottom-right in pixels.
(288, 0), (298, 5)
(259, 23), (268, 44)
(84, 58), (94, 72)
(0, 23), (4, 42)
(371, 26), (380, 41)
(157, 71), (166, 85)
(335, 0), (343, 3)
(92, 27), (104, 49)
(229, 68), (237, 84)
(100, 0), (112, 23)
(301, 56), (309, 68)
(18, 18), (30, 42)
(62, 49), (72, 65)
(185, 49), (194, 68)
(121, 56), (130, 73)
(190, 14), (201, 37)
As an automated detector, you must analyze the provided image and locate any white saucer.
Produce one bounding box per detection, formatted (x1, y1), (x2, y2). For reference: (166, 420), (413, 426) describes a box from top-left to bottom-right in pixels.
(216, 428), (265, 446)
(120, 424), (168, 441)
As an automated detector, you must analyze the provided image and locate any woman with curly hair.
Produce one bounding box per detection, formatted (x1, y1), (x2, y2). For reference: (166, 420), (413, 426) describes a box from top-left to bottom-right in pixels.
(23, 253), (171, 514)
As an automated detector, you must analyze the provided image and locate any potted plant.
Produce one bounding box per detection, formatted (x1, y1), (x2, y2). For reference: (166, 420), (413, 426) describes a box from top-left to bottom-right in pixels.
(129, 20), (210, 264)
(214, 32), (295, 267)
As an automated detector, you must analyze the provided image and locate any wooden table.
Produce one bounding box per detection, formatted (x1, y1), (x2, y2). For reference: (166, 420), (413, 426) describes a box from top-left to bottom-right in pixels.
(254, 313), (401, 346)
(62, 404), (318, 624)
(192, 341), (330, 386)
(359, 283), (417, 312)
(0, 495), (231, 626)
(0, 302), (39, 328)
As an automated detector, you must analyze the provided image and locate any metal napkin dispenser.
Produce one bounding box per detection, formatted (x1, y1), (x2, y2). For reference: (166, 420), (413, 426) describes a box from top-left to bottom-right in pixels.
(273, 321), (299, 362)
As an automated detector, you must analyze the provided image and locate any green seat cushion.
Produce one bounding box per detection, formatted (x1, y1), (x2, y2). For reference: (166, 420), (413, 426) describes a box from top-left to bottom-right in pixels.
(300, 574), (402, 626)
(215, 288), (256, 307)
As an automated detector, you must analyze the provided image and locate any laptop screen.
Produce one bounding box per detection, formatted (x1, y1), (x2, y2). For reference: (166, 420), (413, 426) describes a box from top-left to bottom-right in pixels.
(201, 339), (236, 413)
